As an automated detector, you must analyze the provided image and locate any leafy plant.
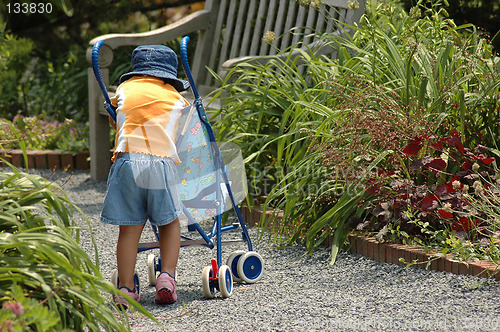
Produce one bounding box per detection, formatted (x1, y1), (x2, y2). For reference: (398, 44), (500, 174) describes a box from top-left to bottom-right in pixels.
(400, 0), (500, 53)
(0, 163), (156, 330)
(353, 0), (500, 147)
(0, 112), (89, 152)
(210, 22), (386, 262)
(364, 129), (500, 262)
(0, 26), (90, 123)
(23, 50), (89, 122)
(1, 286), (60, 331)
(0, 31), (34, 119)
(212, 0), (500, 263)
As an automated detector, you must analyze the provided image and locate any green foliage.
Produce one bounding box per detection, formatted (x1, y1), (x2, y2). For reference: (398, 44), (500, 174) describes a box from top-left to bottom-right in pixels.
(0, 113), (89, 152)
(24, 50), (89, 122)
(1, 1), (204, 124)
(338, 0), (500, 145)
(0, 29), (89, 123)
(330, 0), (500, 263)
(211, 23), (383, 262)
(0, 32), (34, 118)
(0, 32), (188, 126)
(212, 0), (500, 264)
(1, 286), (60, 331)
(3, 0), (203, 59)
(367, 130), (500, 263)
(0, 164), (156, 330)
(400, 0), (500, 53)
(459, 173), (500, 262)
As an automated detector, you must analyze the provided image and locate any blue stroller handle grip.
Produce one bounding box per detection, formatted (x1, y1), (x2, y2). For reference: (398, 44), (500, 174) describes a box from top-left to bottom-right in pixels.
(91, 40), (117, 122)
(180, 36), (200, 100)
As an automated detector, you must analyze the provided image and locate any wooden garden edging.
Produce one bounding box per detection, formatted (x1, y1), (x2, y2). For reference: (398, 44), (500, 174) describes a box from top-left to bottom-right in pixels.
(0, 149), (90, 171)
(240, 205), (500, 281)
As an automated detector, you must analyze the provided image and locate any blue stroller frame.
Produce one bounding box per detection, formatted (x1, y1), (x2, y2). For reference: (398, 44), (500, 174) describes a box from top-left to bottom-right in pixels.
(92, 36), (263, 299)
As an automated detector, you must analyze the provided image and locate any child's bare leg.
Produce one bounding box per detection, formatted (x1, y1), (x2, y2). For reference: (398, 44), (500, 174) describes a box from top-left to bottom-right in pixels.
(117, 224), (144, 290)
(158, 218), (181, 277)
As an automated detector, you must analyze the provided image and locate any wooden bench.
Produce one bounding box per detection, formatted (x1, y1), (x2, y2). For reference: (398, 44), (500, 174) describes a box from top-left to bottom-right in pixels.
(86, 0), (366, 180)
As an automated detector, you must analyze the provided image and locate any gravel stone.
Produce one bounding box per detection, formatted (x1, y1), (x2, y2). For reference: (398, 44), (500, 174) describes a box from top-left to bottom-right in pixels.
(10, 168), (500, 331)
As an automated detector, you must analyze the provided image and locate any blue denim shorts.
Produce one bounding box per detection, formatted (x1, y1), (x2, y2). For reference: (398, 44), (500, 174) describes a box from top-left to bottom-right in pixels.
(100, 153), (182, 226)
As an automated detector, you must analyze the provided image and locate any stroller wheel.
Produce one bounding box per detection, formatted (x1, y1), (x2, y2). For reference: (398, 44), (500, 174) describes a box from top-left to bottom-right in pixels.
(237, 251), (264, 284)
(218, 265), (233, 298)
(111, 269), (118, 287)
(147, 254), (157, 286)
(201, 265), (216, 299)
(133, 272), (140, 295)
(111, 269), (141, 295)
(226, 250), (246, 282)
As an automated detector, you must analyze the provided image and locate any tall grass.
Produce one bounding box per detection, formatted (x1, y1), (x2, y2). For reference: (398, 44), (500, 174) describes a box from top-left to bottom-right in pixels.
(212, 0), (500, 263)
(0, 161), (154, 330)
(338, 0), (500, 147)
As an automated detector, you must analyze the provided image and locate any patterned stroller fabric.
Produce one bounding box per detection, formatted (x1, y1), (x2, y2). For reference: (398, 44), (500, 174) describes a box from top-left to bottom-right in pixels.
(176, 105), (247, 223)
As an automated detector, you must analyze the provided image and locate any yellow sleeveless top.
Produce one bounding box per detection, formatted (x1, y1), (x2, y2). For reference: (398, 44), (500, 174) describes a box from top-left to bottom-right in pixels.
(110, 76), (188, 164)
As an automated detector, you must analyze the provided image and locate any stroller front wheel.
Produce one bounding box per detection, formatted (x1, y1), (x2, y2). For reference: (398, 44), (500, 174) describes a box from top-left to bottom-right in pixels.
(202, 265), (216, 299)
(218, 265), (233, 298)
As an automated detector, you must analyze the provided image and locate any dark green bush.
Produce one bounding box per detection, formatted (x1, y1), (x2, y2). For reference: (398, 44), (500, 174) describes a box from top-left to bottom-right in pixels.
(24, 49), (89, 122)
(0, 32), (34, 119)
(0, 28), (89, 123)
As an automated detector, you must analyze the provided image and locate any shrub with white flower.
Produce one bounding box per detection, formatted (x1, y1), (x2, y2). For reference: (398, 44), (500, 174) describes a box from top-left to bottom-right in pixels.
(347, 0), (359, 10)
(263, 31), (276, 44)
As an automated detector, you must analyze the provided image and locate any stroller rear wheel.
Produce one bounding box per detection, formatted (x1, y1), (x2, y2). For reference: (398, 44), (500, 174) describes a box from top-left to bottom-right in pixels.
(111, 269), (141, 294)
(147, 254), (156, 286)
(237, 251), (264, 284)
(226, 250), (246, 282)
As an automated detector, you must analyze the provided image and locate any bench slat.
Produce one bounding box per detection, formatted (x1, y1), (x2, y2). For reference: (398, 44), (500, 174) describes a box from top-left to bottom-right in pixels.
(229, 0), (248, 59)
(315, 5), (327, 34)
(249, 0), (268, 56)
(304, 4), (319, 46)
(269, 0), (288, 55)
(87, 0), (367, 180)
(204, 0), (228, 86)
(218, 1), (238, 69)
(260, 0), (278, 56)
(291, 5), (307, 46)
(240, 0), (259, 57)
(279, 1), (298, 50)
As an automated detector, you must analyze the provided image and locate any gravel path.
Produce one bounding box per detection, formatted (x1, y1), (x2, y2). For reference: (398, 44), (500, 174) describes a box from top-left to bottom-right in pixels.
(21, 169), (500, 331)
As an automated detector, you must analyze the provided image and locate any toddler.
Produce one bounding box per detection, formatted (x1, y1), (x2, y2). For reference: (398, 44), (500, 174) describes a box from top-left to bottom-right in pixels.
(100, 44), (189, 308)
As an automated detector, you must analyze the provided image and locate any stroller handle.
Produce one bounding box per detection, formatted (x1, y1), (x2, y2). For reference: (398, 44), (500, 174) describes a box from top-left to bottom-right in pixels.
(91, 40), (117, 122)
(180, 36), (200, 101)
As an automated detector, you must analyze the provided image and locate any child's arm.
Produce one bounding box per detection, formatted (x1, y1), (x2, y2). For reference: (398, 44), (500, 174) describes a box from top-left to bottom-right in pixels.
(109, 87), (120, 129)
(109, 116), (116, 129)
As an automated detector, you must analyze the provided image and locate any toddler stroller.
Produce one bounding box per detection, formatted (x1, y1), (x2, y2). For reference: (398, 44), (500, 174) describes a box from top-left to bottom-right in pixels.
(92, 36), (264, 299)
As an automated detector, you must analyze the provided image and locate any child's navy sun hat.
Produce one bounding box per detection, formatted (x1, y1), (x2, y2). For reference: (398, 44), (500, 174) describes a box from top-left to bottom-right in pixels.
(119, 45), (190, 92)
